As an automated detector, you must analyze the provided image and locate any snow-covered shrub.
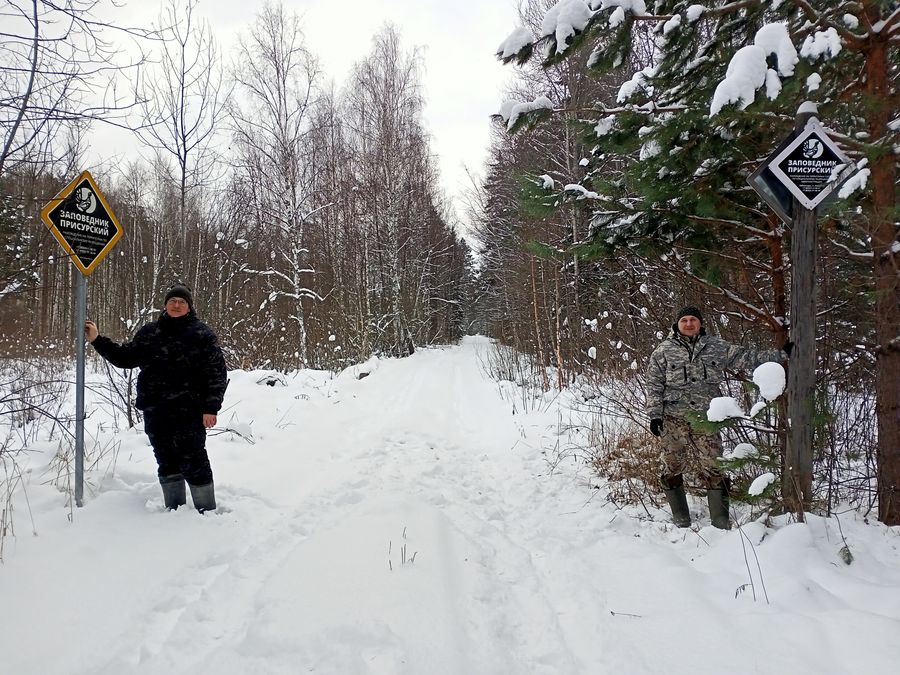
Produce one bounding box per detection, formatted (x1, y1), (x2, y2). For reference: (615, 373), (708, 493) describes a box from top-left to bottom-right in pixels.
(0, 356), (72, 559)
(695, 362), (787, 514)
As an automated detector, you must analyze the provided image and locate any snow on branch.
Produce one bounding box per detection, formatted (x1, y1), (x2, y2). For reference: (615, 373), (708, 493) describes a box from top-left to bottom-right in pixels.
(274, 289), (324, 303)
(756, 23), (799, 76)
(837, 162), (870, 199)
(564, 183), (601, 200)
(497, 26), (533, 62)
(498, 96), (555, 131)
(241, 266), (295, 287)
(829, 240), (874, 260)
(617, 66), (655, 103)
(542, 0), (594, 57)
(0, 280), (23, 299)
(880, 7), (900, 36)
(594, 116), (616, 136)
(748, 473), (776, 496)
(710, 23), (798, 116)
(707, 363), (785, 425)
(800, 28), (842, 59)
(707, 396), (746, 422)
(686, 4), (704, 22)
(753, 362), (786, 402)
(710, 46), (769, 115)
(596, 1), (648, 25)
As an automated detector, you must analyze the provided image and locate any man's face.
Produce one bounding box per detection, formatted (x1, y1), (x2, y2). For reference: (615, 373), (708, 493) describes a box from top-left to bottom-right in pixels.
(165, 297), (190, 317)
(677, 315), (701, 337)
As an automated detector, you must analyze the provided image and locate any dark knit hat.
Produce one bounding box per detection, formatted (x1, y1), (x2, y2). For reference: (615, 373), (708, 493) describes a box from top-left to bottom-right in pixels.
(164, 283), (193, 309)
(676, 305), (703, 323)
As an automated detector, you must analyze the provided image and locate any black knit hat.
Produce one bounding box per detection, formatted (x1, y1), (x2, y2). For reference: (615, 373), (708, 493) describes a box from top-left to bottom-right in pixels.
(164, 283), (193, 309)
(676, 306), (703, 323)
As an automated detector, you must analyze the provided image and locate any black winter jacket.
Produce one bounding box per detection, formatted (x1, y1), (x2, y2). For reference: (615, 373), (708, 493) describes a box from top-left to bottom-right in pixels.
(91, 311), (227, 414)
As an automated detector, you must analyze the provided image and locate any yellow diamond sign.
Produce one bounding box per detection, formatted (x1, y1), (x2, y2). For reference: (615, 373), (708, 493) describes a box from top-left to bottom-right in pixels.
(40, 170), (123, 275)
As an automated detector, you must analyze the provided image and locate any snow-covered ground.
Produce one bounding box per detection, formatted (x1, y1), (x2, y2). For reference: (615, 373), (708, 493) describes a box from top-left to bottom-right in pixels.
(2, 336), (899, 674)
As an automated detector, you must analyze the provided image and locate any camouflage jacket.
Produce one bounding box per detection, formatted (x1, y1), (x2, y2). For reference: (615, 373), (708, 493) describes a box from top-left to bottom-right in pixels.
(645, 330), (784, 421)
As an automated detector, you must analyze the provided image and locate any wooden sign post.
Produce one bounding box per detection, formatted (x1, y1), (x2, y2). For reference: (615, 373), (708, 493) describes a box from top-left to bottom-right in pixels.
(749, 104), (855, 516)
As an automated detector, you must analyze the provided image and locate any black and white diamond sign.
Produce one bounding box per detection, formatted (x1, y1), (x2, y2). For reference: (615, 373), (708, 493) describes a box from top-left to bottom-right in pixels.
(40, 170), (123, 275)
(767, 117), (853, 210)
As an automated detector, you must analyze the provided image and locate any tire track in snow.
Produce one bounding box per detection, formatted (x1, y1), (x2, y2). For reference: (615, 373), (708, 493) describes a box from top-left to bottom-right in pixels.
(92, 341), (595, 673)
(315, 344), (583, 673)
(89, 497), (308, 675)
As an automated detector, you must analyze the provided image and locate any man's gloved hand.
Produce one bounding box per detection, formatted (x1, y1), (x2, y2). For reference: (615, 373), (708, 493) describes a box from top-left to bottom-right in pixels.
(650, 418), (663, 437)
(783, 340), (794, 357)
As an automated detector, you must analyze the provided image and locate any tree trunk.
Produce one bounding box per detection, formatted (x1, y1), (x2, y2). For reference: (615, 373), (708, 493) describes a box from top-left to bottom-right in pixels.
(530, 256), (550, 390)
(864, 29), (900, 525)
(554, 268), (563, 389)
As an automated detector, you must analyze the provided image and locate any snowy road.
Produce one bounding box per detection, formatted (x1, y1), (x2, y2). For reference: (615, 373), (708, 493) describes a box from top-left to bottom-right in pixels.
(2, 336), (900, 674)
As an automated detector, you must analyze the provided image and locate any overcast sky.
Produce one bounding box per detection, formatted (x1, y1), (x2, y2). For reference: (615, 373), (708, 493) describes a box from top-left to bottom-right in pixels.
(100, 0), (522, 221)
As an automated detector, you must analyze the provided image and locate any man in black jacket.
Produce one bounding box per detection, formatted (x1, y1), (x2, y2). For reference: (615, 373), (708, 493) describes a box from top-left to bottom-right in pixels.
(85, 284), (227, 512)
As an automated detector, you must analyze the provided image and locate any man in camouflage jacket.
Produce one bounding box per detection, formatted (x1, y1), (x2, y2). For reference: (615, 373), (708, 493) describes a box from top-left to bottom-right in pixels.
(645, 306), (791, 529)
(85, 284), (227, 513)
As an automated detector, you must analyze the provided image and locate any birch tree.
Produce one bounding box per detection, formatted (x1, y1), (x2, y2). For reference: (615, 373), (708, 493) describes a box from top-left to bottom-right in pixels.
(136, 0), (227, 285)
(344, 26), (427, 357)
(229, 2), (321, 368)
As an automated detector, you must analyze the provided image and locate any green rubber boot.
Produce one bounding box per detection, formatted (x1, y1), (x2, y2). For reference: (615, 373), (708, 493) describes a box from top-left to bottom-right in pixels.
(189, 481), (217, 514)
(707, 487), (731, 530)
(159, 474), (186, 510)
(661, 475), (691, 528)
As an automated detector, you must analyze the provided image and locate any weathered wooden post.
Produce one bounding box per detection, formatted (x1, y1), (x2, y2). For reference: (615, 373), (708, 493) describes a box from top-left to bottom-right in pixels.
(748, 102), (855, 518)
(784, 106), (819, 517)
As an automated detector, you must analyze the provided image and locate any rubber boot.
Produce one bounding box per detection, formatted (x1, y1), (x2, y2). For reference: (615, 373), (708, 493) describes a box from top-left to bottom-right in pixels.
(159, 474), (186, 510)
(661, 475), (691, 528)
(189, 481), (217, 514)
(707, 487), (731, 530)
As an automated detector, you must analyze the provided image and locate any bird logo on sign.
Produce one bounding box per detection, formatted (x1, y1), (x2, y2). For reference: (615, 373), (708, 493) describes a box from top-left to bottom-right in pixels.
(74, 186), (97, 214)
(801, 138), (823, 159)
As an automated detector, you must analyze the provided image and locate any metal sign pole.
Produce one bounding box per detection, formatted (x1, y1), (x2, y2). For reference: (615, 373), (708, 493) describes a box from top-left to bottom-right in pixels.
(40, 170), (124, 509)
(75, 273), (87, 507)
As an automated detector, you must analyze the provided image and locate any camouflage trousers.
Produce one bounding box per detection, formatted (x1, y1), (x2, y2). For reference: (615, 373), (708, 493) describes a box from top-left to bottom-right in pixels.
(658, 415), (725, 487)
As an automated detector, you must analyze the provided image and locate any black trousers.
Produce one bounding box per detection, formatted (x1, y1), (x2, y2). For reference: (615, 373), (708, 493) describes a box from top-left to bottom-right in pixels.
(143, 409), (212, 485)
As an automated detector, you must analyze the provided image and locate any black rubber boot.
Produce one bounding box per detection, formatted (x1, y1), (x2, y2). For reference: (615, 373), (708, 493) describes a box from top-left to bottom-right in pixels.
(707, 487), (731, 530)
(661, 475), (691, 528)
(189, 481), (217, 513)
(159, 474), (186, 510)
